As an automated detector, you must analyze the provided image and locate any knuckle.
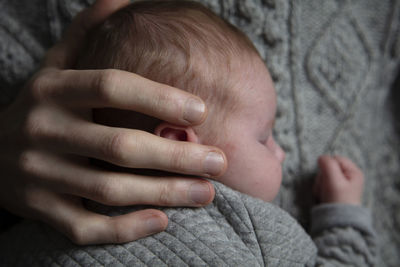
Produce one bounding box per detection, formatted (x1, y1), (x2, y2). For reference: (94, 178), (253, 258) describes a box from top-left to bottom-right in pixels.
(93, 69), (118, 103)
(66, 223), (88, 245)
(103, 132), (129, 164)
(23, 109), (47, 140)
(168, 145), (189, 172)
(110, 219), (127, 243)
(28, 74), (48, 101)
(157, 181), (176, 206)
(91, 176), (120, 204)
(18, 151), (40, 176)
(154, 85), (172, 110)
(27, 70), (56, 102)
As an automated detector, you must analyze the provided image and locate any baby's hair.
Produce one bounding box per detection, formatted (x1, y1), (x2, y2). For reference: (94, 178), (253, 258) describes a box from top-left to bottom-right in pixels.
(78, 0), (261, 141)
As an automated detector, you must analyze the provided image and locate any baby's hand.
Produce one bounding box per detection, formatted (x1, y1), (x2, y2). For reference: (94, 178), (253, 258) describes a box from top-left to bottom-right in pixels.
(313, 155), (364, 205)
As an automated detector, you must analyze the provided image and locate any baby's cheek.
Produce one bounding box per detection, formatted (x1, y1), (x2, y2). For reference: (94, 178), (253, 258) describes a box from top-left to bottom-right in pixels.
(216, 141), (282, 202)
(259, 158), (282, 201)
(241, 156), (283, 202)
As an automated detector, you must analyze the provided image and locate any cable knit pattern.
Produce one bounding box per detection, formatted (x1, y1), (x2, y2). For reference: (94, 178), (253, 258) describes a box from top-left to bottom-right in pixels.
(0, 0), (399, 266)
(311, 204), (377, 266)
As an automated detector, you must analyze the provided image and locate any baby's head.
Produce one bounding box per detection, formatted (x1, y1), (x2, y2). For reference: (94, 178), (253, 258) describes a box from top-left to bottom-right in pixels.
(78, 0), (285, 202)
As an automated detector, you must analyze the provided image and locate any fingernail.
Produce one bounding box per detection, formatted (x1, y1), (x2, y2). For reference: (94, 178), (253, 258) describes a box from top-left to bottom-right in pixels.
(146, 216), (165, 234)
(183, 98), (206, 124)
(189, 182), (212, 204)
(204, 152), (225, 176)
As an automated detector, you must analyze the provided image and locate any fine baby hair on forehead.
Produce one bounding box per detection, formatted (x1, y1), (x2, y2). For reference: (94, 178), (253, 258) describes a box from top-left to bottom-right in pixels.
(78, 0), (261, 138)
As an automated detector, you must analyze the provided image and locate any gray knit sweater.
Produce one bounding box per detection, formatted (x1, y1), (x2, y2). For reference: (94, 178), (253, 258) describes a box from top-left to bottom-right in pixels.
(0, 182), (376, 266)
(0, 0), (398, 265)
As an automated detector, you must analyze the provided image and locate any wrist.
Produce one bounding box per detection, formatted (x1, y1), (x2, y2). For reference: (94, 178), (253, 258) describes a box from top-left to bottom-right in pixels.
(319, 198), (362, 206)
(319, 192), (362, 205)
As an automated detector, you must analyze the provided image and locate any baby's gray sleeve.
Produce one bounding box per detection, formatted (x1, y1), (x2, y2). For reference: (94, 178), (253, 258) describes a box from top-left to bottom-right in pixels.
(311, 203), (377, 267)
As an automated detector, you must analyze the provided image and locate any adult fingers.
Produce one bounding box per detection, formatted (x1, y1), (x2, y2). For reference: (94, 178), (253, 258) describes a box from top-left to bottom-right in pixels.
(34, 191), (167, 245)
(73, 174), (215, 207)
(43, 0), (130, 68)
(32, 69), (207, 125)
(28, 111), (226, 177)
(22, 151), (215, 206)
(80, 126), (226, 177)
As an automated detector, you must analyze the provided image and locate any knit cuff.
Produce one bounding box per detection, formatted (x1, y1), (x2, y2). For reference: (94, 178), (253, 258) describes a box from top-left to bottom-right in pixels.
(310, 203), (374, 237)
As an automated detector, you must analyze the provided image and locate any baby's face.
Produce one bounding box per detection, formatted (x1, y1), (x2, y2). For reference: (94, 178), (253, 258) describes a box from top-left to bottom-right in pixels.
(93, 56), (284, 202)
(212, 58), (285, 202)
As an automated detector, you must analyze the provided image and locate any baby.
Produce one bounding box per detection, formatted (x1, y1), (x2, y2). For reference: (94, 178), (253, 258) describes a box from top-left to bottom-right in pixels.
(0, 1), (377, 266)
(82, 0), (377, 264)
(81, 1), (366, 205)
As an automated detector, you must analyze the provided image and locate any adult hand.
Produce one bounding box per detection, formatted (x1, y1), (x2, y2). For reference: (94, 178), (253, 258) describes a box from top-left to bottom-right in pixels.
(0, 0), (226, 245)
(313, 155), (364, 205)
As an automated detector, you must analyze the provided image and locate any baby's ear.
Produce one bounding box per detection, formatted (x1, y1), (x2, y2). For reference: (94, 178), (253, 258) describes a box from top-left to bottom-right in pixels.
(154, 122), (199, 143)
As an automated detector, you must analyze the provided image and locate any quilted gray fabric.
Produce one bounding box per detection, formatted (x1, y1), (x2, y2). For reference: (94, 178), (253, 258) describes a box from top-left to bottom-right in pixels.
(0, 182), (317, 266)
(0, 0), (399, 266)
(0, 181), (378, 266)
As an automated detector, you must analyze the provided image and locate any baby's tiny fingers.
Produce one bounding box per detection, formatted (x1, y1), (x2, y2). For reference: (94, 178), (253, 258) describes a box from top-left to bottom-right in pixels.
(318, 155), (343, 179)
(334, 156), (364, 180)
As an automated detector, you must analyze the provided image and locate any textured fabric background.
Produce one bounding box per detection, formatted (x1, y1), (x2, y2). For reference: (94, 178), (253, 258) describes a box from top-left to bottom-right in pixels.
(0, 0), (399, 266)
(0, 182), (319, 267)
